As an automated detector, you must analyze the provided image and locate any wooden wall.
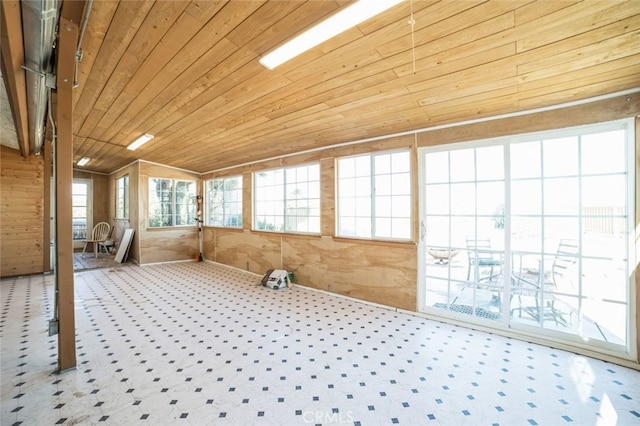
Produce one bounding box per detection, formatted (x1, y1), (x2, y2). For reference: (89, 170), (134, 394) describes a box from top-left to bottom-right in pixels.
(0, 146), (44, 277)
(138, 162), (200, 264)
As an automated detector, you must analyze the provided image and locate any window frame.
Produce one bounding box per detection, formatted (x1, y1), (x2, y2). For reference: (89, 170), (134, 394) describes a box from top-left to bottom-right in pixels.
(336, 149), (412, 241)
(115, 175), (129, 220)
(147, 177), (197, 228)
(205, 175), (243, 228)
(253, 163), (321, 234)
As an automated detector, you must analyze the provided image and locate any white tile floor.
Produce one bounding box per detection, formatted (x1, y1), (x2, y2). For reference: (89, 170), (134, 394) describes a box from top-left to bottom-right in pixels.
(1, 261), (639, 425)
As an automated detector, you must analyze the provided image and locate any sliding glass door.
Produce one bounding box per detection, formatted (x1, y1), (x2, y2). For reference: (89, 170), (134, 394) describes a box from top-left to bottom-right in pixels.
(418, 119), (634, 355)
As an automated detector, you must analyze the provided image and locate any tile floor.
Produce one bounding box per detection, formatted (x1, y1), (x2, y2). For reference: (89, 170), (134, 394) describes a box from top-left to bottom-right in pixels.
(1, 262), (639, 425)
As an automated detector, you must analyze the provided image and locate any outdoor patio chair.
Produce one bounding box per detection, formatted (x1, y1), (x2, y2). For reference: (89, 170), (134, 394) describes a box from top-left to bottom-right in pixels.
(466, 237), (503, 282)
(510, 239), (578, 326)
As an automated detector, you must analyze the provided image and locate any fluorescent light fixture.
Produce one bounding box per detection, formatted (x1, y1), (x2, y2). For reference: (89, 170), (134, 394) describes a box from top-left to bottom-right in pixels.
(127, 133), (154, 151)
(77, 157), (90, 166)
(259, 0), (403, 70)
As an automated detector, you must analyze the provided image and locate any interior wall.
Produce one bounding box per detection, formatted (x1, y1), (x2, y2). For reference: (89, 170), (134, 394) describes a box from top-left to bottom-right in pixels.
(202, 134), (417, 310)
(0, 146), (44, 277)
(138, 161), (200, 264)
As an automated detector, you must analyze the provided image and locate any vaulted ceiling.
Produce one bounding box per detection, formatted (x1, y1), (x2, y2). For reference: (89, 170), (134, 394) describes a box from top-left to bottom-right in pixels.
(3, 0), (640, 174)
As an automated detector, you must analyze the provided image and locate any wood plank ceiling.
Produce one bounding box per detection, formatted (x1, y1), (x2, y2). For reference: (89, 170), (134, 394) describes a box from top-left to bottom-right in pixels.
(67, 0), (640, 174)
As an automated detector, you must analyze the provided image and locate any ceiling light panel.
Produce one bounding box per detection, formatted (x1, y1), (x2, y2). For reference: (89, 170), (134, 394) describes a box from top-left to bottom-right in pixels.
(259, 0), (403, 70)
(127, 133), (155, 151)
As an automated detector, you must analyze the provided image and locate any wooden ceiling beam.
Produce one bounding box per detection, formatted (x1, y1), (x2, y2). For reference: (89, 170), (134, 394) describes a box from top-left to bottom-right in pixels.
(0, 0), (29, 158)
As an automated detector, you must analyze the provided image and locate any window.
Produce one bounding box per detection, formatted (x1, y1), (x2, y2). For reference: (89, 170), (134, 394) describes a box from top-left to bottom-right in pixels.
(254, 164), (320, 233)
(205, 176), (242, 227)
(116, 175), (129, 219)
(148, 178), (196, 227)
(337, 150), (411, 240)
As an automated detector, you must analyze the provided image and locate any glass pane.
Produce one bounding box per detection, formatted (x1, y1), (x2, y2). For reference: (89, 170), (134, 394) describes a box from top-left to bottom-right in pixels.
(450, 216), (474, 249)
(356, 176), (371, 195)
(391, 195), (410, 218)
(375, 175), (391, 196)
(582, 130), (626, 174)
(582, 175), (626, 208)
(425, 151), (449, 183)
(511, 217), (542, 252)
(375, 218), (391, 238)
(543, 136), (578, 177)
(511, 141), (540, 178)
(374, 153), (390, 174)
(582, 258), (626, 302)
(72, 183), (87, 195)
(425, 184), (449, 215)
(544, 177), (579, 215)
(426, 216), (449, 247)
(355, 217), (371, 237)
(355, 196), (371, 217)
(339, 158), (355, 178)
(476, 145), (504, 181)
(581, 299), (627, 345)
(450, 183), (475, 215)
(375, 196), (391, 217)
(354, 156), (371, 176)
(392, 218), (411, 239)
(477, 182), (504, 216)
(424, 278), (451, 306)
(450, 149), (474, 182)
(339, 217), (356, 236)
(511, 180), (541, 215)
(392, 172), (411, 195)
(339, 178), (356, 198)
(543, 219), (579, 252)
(391, 151), (410, 173)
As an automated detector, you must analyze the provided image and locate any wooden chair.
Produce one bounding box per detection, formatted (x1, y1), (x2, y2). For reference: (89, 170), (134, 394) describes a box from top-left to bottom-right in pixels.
(82, 222), (111, 258)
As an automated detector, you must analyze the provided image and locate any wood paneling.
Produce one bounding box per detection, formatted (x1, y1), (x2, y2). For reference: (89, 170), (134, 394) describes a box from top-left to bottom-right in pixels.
(15, 0), (632, 175)
(208, 228), (417, 311)
(214, 229), (282, 275)
(0, 146), (44, 277)
(283, 236), (417, 311)
(320, 158), (335, 237)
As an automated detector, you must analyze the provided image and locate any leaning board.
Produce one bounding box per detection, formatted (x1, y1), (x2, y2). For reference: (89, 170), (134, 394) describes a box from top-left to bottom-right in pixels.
(115, 229), (135, 263)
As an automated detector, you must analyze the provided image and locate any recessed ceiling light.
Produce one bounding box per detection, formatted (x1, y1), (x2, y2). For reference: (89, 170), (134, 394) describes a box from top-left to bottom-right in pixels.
(127, 133), (154, 151)
(77, 157), (90, 166)
(259, 0), (403, 70)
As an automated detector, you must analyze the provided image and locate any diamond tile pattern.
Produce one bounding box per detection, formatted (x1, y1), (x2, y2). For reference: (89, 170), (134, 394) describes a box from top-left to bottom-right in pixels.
(2, 262), (639, 425)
